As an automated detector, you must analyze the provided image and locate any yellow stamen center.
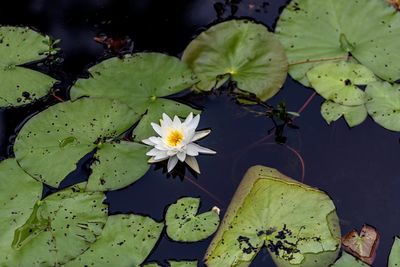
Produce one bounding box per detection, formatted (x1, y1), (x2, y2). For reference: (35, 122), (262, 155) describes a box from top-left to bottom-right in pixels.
(166, 130), (184, 147)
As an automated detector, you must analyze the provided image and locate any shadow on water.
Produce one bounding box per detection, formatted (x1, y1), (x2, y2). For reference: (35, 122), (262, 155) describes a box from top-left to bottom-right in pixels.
(1, 0), (400, 266)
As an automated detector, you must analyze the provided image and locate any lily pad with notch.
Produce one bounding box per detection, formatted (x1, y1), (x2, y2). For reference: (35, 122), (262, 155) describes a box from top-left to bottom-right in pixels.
(182, 20), (288, 102)
(205, 166), (341, 267)
(70, 52), (200, 141)
(65, 214), (164, 267)
(342, 224), (379, 265)
(14, 97), (149, 190)
(0, 159), (43, 266)
(276, 0), (400, 86)
(165, 197), (220, 242)
(307, 62), (377, 106)
(365, 81), (400, 131)
(0, 26), (58, 107)
(321, 101), (367, 127)
(9, 182), (108, 266)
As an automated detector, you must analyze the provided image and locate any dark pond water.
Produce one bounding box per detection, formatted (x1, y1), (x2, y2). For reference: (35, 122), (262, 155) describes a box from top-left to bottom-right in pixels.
(1, 0), (399, 266)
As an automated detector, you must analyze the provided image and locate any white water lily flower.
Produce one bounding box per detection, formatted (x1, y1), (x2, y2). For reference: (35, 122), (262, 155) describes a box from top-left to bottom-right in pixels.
(142, 112), (216, 174)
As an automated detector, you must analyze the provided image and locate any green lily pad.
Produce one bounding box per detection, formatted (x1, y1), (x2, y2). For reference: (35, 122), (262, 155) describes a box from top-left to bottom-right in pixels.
(182, 19), (288, 101)
(205, 166), (341, 267)
(165, 197), (220, 242)
(132, 98), (199, 142)
(365, 81), (400, 131)
(0, 159), (43, 266)
(86, 141), (150, 191)
(143, 260), (198, 267)
(331, 252), (370, 267)
(321, 101), (367, 127)
(10, 183), (108, 266)
(14, 97), (147, 189)
(70, 52), (199, 141)
(276, 0), (400, 85)
(389, 237), (400, 267)
(0, 26), (57, 107)
(143, 264), (161, 267)
(65, 214), (164, 267)
(169, 260), (198, 267)
(307, 62), (376, 106)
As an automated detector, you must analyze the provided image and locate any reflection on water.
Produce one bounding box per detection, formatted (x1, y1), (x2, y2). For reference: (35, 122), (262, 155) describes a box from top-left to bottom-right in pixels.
(1, 0), (400, 265)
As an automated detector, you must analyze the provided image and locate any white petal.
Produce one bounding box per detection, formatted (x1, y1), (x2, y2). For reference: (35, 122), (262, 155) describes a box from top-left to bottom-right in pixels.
(185, 156), (201, 174)
(142, 138), (155, 146)
(155, 150), (169, 159)
(190, 143), (216, 154)
(162, 113), (173, 127)
(167, 156), (179, 172)
(184, 112), (193, 125)
(151, 123), (163, 136)
(186, 143), (199, 156)
(177, 151), (186, 162)
(149, 136), (162, 144)
(167, 150), (177, 156)
(146, 148), (161, 156)
(187, 114), (200, 130)
(148, 156), (168, 163)
(173, 115), (182, 128)
(191, 130), (211, 142)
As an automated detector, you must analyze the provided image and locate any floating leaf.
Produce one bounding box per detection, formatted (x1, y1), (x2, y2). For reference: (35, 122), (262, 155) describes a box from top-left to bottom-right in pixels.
(10, 183), (108, 266)
(143, 260), (198, 267)
(276, 0), (400, 85)
(331, 252), (370, 267)
(182, 20), (288, 101)
(0, 26), (57, 107)
(86, 141), (149, 191)
(321, 101), (367, 127)
(65, 214), (164, 267)
(342, 225), (379, 265)
(69, 52), (200, 140)
(169, 260), (198, 267)
(365, 82), (400, 131)
(166, 197), (220, 242)
(14, 97), (147, 189)
(205, 166), (341, 267)
(143, 263), (162, 267)
(307, 62), (376, 106)
(389, 237), (400, 267)
(0, 159), (42, 266)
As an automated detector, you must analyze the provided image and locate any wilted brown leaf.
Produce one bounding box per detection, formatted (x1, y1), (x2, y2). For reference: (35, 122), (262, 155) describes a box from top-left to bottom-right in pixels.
(388, 0), (400, 10)
(342, 224), (380, 265)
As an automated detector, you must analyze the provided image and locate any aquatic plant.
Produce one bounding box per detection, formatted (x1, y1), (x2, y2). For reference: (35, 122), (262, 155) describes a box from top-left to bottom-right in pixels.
(365, 82), (400, 131)
(331, 252), (370, 267)
(341, 225), (379, 265)
(9, 183), (108, 266)
(0, 159), (42, 266)
(205, 166), (341, 267)
(183, 19), (288, 101)
(276, 0), (400, 86)
(165, 197), (220, 242)
(0, 26), (58, 107)
(389, 237), (400, 266)
(70, 52), (200, 142)
(14, 98), (149, 191)
(65, 214), (164, 267)
(143, 113), (216, 173)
